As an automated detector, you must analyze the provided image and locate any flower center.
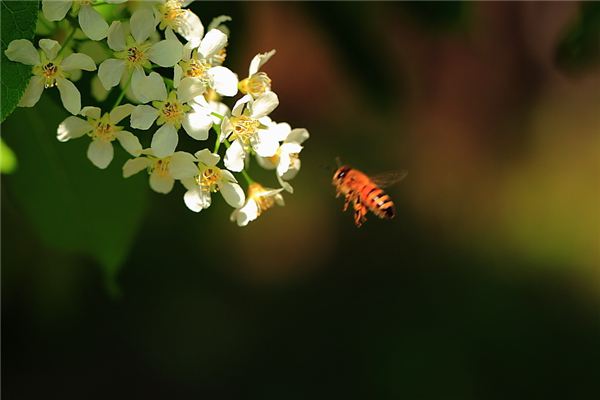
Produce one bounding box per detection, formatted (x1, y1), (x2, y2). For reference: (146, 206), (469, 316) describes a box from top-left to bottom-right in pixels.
(154, 93), (190, 128)
(239, 72), (272, 97)
(198, 167), (221, 191)
(41, 62), (60, 88)
(248, 183), (277, 216)
(127, 45), (146, 65)
(89, 115), (120, 142)
(229, 115), (260, 145)
(159, 0), (185, 28)
(182, 58), (211, 79)
(209, 48), (227, 66)
(153, 158), (171, 177)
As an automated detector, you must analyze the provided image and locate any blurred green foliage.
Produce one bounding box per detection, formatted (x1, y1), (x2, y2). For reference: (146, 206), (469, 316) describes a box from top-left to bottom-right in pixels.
(0, 0), (39, 122)
(0, 137), (17, 173)
(2, 96), (149, 293)
(556, 2), (600, 73)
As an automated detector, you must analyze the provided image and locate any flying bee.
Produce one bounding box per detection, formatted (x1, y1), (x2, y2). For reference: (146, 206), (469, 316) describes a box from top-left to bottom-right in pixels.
(332, 163), (407, 227)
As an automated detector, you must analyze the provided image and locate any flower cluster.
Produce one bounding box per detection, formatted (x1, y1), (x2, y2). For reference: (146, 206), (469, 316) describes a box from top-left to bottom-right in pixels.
(5, 0), (309, 226)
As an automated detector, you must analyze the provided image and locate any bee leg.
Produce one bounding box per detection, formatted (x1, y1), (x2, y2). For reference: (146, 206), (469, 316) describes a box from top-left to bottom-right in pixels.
(342, 192), (353, 212)
(353, 200), (367, 227)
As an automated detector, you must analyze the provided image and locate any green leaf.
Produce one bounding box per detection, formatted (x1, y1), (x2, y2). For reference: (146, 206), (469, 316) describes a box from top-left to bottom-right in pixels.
(1, 0), (40, 123)
(0, 136), (17, 173)
(2, 95), (149, 292)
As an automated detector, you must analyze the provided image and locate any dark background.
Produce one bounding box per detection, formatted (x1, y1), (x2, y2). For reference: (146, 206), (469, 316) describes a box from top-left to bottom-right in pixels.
(2, 1), (600, 398)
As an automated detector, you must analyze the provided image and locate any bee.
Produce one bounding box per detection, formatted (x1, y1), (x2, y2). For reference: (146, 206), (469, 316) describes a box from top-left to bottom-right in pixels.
(332, 163), (407, 227)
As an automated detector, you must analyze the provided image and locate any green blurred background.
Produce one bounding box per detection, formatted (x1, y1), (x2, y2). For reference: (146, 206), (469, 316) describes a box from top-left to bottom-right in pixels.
(2, 1), (600, 398)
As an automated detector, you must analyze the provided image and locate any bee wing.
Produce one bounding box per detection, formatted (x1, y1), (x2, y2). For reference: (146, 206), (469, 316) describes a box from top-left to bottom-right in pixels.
(370, 170), (408, 188)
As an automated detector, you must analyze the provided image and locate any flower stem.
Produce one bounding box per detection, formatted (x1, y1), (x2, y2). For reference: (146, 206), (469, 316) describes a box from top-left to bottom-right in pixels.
(56, 26), (77, 58)
(211, 112), (224, 120)
(112, 70), (133, 109)
(213, 124), (222, 153)
(240, 169), (254, 185)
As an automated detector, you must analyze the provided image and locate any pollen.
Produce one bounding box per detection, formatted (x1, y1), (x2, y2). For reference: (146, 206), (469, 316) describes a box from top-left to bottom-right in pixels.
(198, 167), (221, 192)
(239, 72), (272, 97)
(248, 183), (276, 216)
(41, 62), (60, 88)
(160, 0), (186, 27)
(154, 158), (171, 177)
(229, 115), (260, 145)
(183, 59), (211, 79)
(127, 46), (145, 64)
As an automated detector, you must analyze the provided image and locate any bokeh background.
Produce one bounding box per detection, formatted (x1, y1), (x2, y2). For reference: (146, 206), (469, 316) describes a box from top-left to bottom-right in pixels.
(2, 1), (600, 398)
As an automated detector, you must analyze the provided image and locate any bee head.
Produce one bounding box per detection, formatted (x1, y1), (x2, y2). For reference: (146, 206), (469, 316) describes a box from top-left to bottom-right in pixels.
(332, 165), (351, 183)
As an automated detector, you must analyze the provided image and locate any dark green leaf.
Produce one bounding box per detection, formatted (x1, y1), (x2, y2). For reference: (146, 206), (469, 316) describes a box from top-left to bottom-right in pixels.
(2, 95), (149, 291)
(1, 0), (40, 122)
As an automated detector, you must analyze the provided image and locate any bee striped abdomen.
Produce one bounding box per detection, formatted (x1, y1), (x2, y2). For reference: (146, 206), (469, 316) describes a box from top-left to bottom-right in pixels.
(360, 185), (396, 219)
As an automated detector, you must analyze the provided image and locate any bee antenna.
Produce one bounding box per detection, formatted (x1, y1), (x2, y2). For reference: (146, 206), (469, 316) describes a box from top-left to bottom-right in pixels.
(335, 156), (342, 168)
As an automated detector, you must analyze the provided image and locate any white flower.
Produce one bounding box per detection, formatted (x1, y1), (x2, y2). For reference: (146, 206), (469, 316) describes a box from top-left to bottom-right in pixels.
(222, 92), (281, 172)
(122, 149), (197, 194)
(181, 149), (245, 212)
(57, 105), (140, 169)
(4, 39), (96, 114)
(238, 50), (275, 98)
(129, 72), (213, 158)
(230, 182), (284, 227)
(98, 9), (183, 102)
(41, 0), (127, 41)
(154, 0), (204, 47)
(256, 127), (310, 193)
(174, 29), (238, 99)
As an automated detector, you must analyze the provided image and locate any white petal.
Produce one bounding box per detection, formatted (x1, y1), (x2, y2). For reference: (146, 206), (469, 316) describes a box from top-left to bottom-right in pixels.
(234, 200), (259, 226)
(176, 10), (204, 47)
(194, 149), (220, 166)
(107, 21), (126, 51)
(208, 66), (238, 97)
(98, 58), (126, 89)
(271, 122), (293, 142)
(255, 155), (277, 170)
(278, 175), (294, 194)
(220, 182), (245, 208)
(148, 40), (183, 67)
(141, 71), (167, 102)
(123, 157), (151, 177)
(115, 131), (142, 156)
(17, 76), (45, 108)
(110, 104), (134, 124)
(80, 106), (101, 119)
(39, 39), (61, 60)
(250, 92), (279, 119)
(199, 29), (227, 58)
(87, 140), (114, 169)
(277, 151), (291, 176)
(56, 77), (81, 115)
(57, 116), (92, 142)
(4, 39), (40, 65)
(176, 77), (205, 103)
(231, 94), (253, 117)
(285, 127), (309, 145)
(42, 0), (72, 22)
(130, 105), (158, 130)
(130, 8), (155, 44)
(151, 124), (178, 158)
(173, 64), (183, 88)
(182, 109), (212, 140)
(130, 67), (148, 103)
(184, 188), (211, 212)
(149, 172), (174, 194)
(169, 151), (198, 179)
(61, 52), (96, 71)
(91, 75), (110, 102)
(78, 5), (109, 40)
(254, 130), (279, 157)
(224, 140), (245, 172)
(249, 49), (276, 76)
(281, 142), (303, 155)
